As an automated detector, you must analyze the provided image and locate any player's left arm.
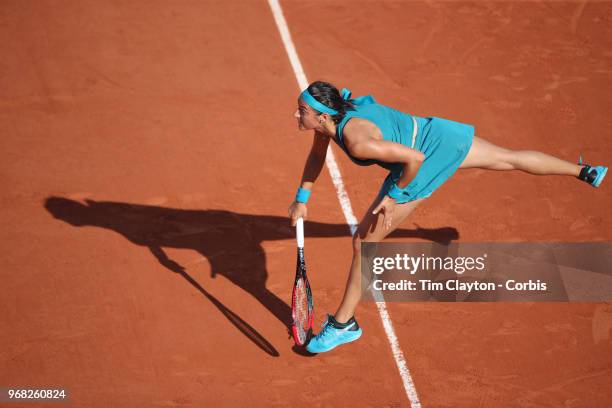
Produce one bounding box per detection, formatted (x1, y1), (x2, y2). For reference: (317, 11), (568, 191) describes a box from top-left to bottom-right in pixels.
(345, 132), (425, 189)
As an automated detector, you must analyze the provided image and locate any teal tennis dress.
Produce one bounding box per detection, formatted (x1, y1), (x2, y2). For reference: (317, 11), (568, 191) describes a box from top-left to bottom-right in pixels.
(334, 91), (475, 203)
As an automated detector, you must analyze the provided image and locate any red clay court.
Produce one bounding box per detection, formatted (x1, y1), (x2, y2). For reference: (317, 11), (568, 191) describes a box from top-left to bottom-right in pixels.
(1, 1), (611, 407)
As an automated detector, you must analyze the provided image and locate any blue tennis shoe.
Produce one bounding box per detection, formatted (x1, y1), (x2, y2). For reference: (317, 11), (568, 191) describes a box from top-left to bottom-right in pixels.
(306, 314), (362, 353)
(577, 160), (607, 188)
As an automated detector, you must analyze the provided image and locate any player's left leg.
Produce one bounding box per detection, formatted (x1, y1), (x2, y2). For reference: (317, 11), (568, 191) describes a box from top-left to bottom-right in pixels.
(334, 197), (424, 323)
(307, 196), (424, 353)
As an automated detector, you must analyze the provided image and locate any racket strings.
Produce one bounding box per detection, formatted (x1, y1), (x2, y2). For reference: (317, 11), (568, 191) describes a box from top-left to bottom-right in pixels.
(293, 278), (311, 342)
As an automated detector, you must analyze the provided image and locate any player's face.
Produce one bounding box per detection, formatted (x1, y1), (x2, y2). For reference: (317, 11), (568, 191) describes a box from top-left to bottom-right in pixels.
(294, 98), (320, 131)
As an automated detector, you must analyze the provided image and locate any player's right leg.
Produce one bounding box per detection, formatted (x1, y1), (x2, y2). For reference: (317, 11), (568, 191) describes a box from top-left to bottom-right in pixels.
(459, 136), (607, 187)
(459, 136), (580, 174)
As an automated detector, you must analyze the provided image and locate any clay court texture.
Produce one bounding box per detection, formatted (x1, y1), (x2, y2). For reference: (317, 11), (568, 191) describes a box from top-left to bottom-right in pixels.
(1, 1), (611, 407)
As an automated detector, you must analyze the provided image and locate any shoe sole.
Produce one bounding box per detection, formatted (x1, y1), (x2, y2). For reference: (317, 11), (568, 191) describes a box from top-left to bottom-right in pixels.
(306, 332), (362, 354)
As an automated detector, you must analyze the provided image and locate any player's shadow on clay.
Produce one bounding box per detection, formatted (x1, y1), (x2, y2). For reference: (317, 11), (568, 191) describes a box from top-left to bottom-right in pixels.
(44, 197), (459, 357)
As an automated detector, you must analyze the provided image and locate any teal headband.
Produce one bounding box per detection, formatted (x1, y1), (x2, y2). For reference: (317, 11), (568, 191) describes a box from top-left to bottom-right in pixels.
(300, 88), (352, 115)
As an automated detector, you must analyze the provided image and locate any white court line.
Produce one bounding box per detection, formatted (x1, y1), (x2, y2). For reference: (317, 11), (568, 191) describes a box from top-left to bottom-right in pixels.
(266, 1), (421, 406)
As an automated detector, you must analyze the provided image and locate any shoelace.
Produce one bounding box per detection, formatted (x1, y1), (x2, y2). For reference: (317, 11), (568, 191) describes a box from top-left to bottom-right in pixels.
(315, 316), (334, 340)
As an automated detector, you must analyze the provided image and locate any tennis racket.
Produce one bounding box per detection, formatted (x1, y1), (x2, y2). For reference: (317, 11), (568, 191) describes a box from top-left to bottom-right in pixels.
(291, 217), (314, 346)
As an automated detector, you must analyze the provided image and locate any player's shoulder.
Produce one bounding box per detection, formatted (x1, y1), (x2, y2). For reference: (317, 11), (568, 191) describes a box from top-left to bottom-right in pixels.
(342, 117), (381, 145)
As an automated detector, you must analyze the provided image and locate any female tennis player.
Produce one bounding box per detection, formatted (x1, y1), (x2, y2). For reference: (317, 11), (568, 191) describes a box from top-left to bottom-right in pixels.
(288, 80), (607, 354)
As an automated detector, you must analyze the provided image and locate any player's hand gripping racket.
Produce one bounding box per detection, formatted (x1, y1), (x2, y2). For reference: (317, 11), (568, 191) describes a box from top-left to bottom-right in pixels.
(291, 217), (314, 346)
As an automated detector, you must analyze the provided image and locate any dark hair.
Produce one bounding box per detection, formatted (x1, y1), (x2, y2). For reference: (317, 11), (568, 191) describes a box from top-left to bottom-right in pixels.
(306, 81), (355, 124)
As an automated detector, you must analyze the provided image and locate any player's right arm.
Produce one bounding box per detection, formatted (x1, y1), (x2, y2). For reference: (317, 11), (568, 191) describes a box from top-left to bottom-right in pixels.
(299, 130), (330, 189)
(289, 131), (330, 226)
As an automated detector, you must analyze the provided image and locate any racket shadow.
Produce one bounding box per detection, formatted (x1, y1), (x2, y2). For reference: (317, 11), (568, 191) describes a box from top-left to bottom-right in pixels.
(44, 196), (460, 356)
(175, 264), (280, 356)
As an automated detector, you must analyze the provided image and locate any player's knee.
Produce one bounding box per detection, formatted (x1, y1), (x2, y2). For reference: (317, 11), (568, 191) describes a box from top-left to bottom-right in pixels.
(361, 240), (379, 260)
(491, 149), (515, 170)
(353, 234), (377, 251)
(352, 234), (362, 253)
(482, 147), (516, 170)
(353, 234), (380, 267)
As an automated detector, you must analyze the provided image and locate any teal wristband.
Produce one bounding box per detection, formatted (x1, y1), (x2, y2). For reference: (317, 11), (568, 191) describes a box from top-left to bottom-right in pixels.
(295, 187), (311, 204)
(387, 183), (405, 200)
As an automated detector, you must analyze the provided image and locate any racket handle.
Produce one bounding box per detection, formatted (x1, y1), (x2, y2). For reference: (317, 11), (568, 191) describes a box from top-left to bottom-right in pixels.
(296, 217), (304, 248)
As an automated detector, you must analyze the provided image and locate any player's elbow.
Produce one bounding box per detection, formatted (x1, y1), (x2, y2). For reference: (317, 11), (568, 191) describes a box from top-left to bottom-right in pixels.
(413, 151), (425, 164)
(410, 152), (425, 171)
